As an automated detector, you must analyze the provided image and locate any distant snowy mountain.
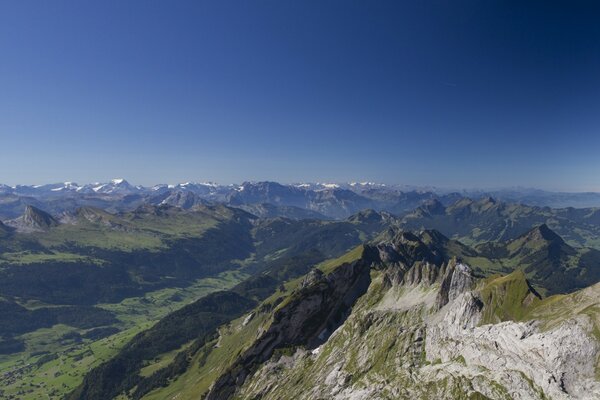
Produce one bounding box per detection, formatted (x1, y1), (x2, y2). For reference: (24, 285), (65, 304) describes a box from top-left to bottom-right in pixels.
(88, 178), (139, 194)
(0, 179), (599, 220)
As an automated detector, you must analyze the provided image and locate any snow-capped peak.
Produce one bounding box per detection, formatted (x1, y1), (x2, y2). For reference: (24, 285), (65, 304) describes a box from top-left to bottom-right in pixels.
(199, 182), (219, 187)
(50, 182), (80, 191)
(317, 182), (340, 189)
(349, 181), (386, 187)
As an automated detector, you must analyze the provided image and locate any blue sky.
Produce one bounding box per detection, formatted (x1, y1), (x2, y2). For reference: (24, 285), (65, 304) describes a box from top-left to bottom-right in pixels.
(1, 1), (599, 190)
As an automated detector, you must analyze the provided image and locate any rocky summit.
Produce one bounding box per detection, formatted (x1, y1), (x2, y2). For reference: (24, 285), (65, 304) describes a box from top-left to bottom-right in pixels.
(5, 205), (60, 232)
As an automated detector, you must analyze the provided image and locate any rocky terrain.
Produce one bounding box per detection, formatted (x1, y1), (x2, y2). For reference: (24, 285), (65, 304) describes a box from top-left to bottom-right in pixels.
(78, 229), (600, 400)
(228, 247), (600, 400)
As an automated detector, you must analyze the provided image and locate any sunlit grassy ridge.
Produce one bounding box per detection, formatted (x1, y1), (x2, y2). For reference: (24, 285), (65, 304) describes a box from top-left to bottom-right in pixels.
(478, 270), (541, 324)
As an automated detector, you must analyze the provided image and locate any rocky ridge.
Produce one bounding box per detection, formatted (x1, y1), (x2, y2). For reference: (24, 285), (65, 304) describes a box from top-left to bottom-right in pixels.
(215, 234), (600, 399)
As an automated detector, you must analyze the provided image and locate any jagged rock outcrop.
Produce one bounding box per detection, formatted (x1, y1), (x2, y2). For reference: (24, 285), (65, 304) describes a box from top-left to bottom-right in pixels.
(435, 261), (475, 310)
(427, 296), (600, 399)
(6, 205), (59, 232)
(232, 258), (600, 400)
(401, 261), (442, 286)
(205, 257), (373, 400)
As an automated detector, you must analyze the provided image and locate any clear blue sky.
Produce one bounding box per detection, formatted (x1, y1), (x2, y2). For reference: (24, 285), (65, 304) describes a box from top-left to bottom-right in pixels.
(1, 1), (599, 190)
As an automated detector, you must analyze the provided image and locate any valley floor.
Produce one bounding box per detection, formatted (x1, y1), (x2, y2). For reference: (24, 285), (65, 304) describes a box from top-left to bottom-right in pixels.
(0, 270), (247, 400)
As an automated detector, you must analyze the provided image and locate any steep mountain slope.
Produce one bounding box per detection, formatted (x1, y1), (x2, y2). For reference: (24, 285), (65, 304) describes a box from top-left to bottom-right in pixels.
(133, 233), (600, 400)
(66, 246), (376, 400)
(5, 205), (60, 232)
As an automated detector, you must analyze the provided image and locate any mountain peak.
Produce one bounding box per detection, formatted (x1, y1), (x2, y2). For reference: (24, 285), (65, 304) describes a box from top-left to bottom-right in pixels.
(19, 205), (59, 231)
(347, 209), (383, 224)
(74, 206), (113, 222)
(526, 223), (563, 243)
(418, 229), (450, 246)
(420, 198), (446, 215)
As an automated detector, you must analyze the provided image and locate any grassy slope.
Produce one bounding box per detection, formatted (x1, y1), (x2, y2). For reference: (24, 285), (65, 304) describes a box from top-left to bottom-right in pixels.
(478, 270), (541, 324)
(0, 205), (236, 268)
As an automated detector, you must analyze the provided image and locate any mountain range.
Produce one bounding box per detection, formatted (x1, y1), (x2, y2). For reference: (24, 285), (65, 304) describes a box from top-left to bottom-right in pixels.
(2, 182), (600, 399)
(2, 179), (600, 221)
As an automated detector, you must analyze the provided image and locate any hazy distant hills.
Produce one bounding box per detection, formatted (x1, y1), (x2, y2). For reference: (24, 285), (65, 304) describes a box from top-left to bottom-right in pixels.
(2, 179), (600, 221)
(401, 197), (600, 248)
(2, 180), (599, 249)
